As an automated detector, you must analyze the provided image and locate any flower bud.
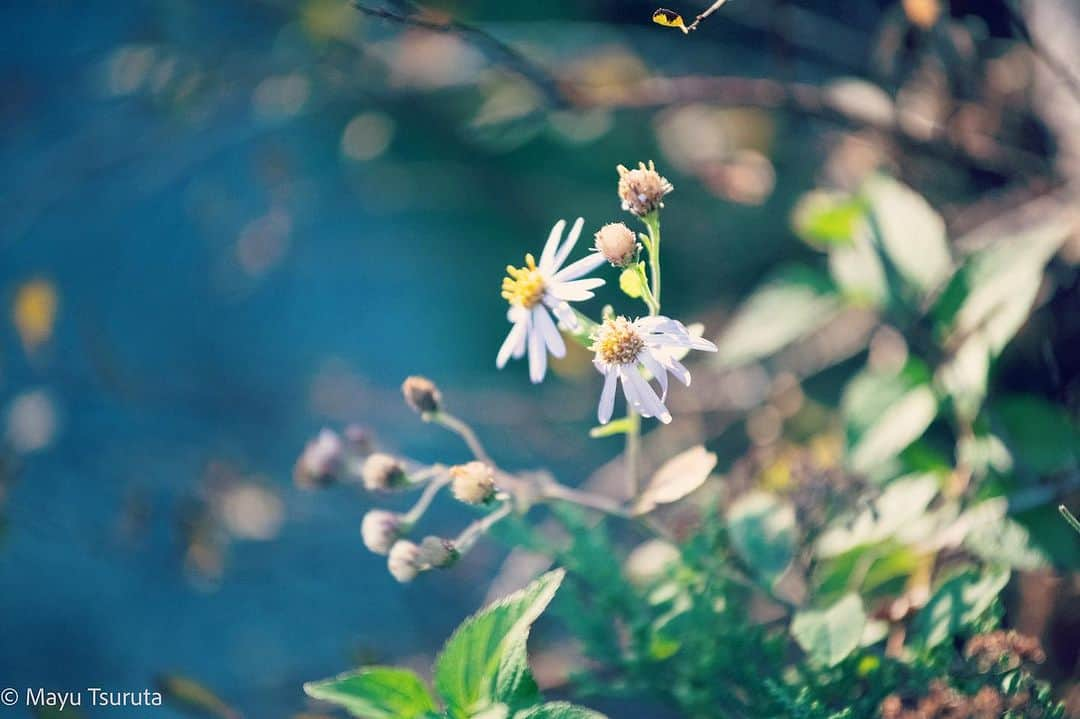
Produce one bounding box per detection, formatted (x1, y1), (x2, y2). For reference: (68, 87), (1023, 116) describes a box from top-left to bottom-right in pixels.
(402, 376), (442, 414)
(361, 510), (406, 555)
(418, 535), (459, 568)
(450, 461), (496, 505)
(387, 540), (423, 583)
(594, 223), (638, 268)
(343, 424), (374, 455)
(617, 160), (674, 217)
(361, 453), (408, 491)
(293, 429), (344, 489)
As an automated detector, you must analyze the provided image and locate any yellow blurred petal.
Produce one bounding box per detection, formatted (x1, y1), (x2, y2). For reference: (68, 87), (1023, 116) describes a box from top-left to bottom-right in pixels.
(13, 279), (58, 352)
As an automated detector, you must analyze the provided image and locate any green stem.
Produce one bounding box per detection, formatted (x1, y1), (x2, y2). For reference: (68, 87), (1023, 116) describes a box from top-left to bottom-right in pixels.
(427, 411), (494, 466)
(404, 474), (450, 525)
(1060, 504), (1080, 535)
(642, 213), (662, 315)
(455, 501), (514, 554)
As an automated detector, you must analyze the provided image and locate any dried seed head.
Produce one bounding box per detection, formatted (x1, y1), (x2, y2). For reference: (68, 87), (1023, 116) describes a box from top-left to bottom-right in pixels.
(293, 429), (344, 489)
(594, 222), (638, 268)
(387, 540), (423, 583)
(361, 453), (408, 491)
(450, 461), (496, 505)
(617, 160), (673, 217)
(418, 536), (459, 568)
(591, 316), (645, 366)
(401, 375), (442, 414)
(361, 510), (406, 555)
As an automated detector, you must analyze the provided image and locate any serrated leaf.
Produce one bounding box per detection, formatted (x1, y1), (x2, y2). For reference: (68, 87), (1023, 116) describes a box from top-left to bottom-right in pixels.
(492, 631), (540, 711)
(791, 594), (866, 667)
(714, 266), (841, 367)
(515, 701), (608, 719)
(727, 491), (796, 585)
(863, 175), (951, 296)
(842, 360), (938, 474)
(910, 568), (1010, 649)
(435, 570), (565, 719)
(304, 667), (437, 719)
(634, 445), (717, 514)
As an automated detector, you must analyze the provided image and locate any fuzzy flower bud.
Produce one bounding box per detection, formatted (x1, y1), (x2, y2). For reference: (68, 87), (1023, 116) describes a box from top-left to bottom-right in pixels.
(617, 161), (673, 217)
(594, 222), (638, 268)
(402, 376), (442, 415)
(418, 536), (459, 568)
(293, 429), (344, 489)
(387, 540), (423, 583)
(450, 461), (497, 505)
(361, 453), (408, 491)
(361, 510), (406, 555)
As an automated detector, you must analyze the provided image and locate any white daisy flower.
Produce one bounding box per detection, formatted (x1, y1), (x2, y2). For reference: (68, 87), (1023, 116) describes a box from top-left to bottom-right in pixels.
(498, 218), (607, 383)
(591, 315), (717, 425)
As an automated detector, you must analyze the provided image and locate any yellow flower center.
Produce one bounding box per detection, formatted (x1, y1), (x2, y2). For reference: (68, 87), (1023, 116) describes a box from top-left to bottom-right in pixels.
(592, 317), (645, 365)
(501, 253), (546, 309)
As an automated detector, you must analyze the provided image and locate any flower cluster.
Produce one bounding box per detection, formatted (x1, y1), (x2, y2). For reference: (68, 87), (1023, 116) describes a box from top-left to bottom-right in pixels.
(297, 161), (719, 584)
(496, 160), (715, 425)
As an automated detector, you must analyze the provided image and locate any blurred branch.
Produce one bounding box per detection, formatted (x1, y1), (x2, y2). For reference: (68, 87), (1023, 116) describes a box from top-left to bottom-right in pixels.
(351, 1), (568, 107)
(575, 74), (1051, 178)
(1004, 1), (1080, 105)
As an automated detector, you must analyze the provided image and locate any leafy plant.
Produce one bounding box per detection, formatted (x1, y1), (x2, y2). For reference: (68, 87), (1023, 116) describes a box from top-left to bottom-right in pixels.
(306, 570), (606, 719)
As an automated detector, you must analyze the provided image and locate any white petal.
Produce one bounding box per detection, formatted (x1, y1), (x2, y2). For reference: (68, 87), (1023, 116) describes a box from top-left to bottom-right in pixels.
(598, 370), (618, 424)
(547, 277), (604, 302)
(528, 319), (547, 383)
(554, 251), (606, 282)
(534, 306), (565, 358)
(539, 219), (566, 274)
(547, 300), (579, 330)
(624, 367), (672, 424)
(552, 217), (584, 270)
(496, 319), (528, 368)
(640, 353), (669, 401)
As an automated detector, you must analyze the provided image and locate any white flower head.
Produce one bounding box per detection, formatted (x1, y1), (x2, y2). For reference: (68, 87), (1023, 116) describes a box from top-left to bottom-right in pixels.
(361, 509), (406, 555)
(591, 315), (717, 425)
(498, 218), (607, 383)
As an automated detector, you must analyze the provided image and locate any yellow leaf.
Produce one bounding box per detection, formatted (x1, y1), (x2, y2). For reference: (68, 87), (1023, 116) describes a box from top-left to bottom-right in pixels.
(652, 9), (689, 33)
(13, 279), (58, 352)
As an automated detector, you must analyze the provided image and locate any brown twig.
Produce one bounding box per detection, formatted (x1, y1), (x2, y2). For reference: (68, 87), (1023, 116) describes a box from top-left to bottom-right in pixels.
(351, 1), (568, 107)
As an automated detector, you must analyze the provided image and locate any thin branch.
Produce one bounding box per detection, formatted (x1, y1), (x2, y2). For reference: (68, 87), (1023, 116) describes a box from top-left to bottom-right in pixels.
(351, 1), (567, 107)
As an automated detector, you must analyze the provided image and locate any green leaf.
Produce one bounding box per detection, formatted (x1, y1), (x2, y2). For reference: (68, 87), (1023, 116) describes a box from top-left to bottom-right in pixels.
(727, 491), (796, 585)
(435, 570), (565, 719)
(791, 593), (866, 667)
(910, 568), (1010, 649)
(714, 266), (841, 367)
(842, 360), (938, 475)
(863, 175), (951, 296)
(994, 395), (1080, 475)
(934, 214), (1070, 347)
(492, 631), (540, 712)
(304, 667), (437, 719)
(589, 417), (632, 438)
(827, 225), (888, 307)
(792, 190), (867, 248)
(634, 445), (717, 514)
(965, 517), (1048, 571)
(816, 474), (940, 558)
(514, 701), (608, 719)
